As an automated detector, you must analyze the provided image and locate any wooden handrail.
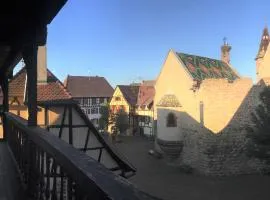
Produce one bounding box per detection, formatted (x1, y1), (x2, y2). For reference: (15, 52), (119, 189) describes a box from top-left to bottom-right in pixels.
(5, 112), (158, 200)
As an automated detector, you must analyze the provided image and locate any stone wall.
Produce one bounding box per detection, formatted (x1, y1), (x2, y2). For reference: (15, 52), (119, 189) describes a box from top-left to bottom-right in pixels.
(197, 78), (254, 133)
(180, 127), (268, 176)
(177, 84), (270, 176)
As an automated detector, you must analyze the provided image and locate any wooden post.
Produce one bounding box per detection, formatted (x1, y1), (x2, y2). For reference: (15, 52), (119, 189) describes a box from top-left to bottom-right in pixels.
(1, 76), (9, 139)
(68, 106), (73, 145)
(44, 105), (49, 131)
(23, 44), (38, 126)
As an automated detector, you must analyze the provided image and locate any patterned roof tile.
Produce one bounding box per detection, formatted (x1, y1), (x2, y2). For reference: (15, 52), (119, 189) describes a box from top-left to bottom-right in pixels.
(157, 94), (181, 107)
(177, 52), (239, 81)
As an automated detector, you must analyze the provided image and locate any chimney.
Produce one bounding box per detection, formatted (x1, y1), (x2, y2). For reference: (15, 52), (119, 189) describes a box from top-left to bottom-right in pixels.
(221, 37), (231, 64)
(37, 45), (47, 85)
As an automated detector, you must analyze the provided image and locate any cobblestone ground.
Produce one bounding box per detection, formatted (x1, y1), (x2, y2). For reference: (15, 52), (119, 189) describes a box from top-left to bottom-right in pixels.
(113, 136), (270, 200)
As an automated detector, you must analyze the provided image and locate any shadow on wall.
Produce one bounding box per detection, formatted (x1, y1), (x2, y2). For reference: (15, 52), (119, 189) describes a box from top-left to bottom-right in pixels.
(156, 83), (269, 176)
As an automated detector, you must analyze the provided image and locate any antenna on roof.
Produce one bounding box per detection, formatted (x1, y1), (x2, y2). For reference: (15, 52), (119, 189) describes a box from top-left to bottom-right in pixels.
(88, 70), (91, 80)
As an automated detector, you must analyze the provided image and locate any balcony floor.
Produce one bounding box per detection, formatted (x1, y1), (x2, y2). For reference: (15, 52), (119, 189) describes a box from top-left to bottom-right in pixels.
(0, 141), (25, 200)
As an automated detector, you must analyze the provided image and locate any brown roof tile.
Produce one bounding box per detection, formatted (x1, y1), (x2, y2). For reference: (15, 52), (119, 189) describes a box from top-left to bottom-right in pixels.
(8, 67), (73, 104)
(9, 68), (26, 97)
(137, 84), (155, 107)
(118, 85), (140, 106)
(65, 75), (114, 98)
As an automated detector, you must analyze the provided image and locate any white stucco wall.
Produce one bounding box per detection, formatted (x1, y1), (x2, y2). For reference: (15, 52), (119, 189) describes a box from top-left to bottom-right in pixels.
(157, 108), (182, 141)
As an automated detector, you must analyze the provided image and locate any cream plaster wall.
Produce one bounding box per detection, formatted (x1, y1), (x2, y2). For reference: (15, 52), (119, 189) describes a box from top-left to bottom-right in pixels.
(157, 108), (182, 141)
(154, 50), (196, 122)
(257, 47), (270, 82)
(109, 87), (130, 113)
(197, 78), (253, 133)
(108, 87), (131, 133)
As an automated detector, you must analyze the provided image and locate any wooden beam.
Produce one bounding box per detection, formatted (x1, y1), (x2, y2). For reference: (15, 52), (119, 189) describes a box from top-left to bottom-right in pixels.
(44, 106), (49, 131)
(68, 106), (73, 145)
(50, 124), (88, 129)
(83, 128), (91, 152)
(0, 76), (9, 139)
(23, 44), (38, 126)
(58, 106), (67, 138)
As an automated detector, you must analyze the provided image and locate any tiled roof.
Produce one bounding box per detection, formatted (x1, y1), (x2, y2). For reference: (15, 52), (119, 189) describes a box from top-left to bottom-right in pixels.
(65, 75), (114, 98)
(157, 94), (181, 107)
(8, 67), (73, 104)
(118, 85), (140, 106)
(137, 84), (155, 107)
(177, 53), (239, 81)
(9, 68), (26, 97)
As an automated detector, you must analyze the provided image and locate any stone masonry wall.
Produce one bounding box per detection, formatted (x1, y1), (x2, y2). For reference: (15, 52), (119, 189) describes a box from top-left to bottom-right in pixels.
(176, 83), (270, 176)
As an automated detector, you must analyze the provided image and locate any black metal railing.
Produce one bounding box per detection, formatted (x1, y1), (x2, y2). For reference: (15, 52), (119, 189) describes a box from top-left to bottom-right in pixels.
(5, 112), (158, 200)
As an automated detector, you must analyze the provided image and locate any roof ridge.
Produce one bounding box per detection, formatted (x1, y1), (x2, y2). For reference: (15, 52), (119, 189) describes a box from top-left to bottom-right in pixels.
(68, 75), (104, 78)
(56, 80), (73, 99)
(9, 66), (26, 83)
(177, 52), (224, 63)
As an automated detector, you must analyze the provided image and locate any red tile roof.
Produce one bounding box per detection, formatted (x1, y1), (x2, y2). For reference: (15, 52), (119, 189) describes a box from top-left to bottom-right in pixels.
(9, 68), (26, 97)
(8, 67), (73, 104)
(64, 75), (114, 98)
(137, 83), (155, 107)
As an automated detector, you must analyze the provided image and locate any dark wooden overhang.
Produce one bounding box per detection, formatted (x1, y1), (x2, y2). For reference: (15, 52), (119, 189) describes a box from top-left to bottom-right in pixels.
(0, 0), (67, 79)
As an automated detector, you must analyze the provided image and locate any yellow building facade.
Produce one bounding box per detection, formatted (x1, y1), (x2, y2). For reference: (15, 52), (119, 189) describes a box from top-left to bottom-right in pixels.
(109, 85), (139, 135)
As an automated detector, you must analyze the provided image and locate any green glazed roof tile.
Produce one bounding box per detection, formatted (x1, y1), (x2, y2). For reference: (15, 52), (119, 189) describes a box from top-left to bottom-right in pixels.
(177, 52), (239, 81)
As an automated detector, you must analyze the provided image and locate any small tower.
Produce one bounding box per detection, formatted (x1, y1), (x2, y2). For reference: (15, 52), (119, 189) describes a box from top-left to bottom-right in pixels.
(256, 27), (270, 82)
(221, 37), (231, 64)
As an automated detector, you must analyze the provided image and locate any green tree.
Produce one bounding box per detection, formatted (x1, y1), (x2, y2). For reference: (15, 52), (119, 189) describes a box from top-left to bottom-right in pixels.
(114, 109), (129, 134)
(99, 103), (110, 130)
(247, 87), (270, 167)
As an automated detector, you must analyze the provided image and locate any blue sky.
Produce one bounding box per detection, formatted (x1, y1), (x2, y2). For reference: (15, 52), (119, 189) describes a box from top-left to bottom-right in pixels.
(18, 0), (270, 87)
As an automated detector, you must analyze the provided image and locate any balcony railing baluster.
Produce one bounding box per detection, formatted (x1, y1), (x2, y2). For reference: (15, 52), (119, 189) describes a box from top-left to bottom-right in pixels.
(5, 112), (159, 200)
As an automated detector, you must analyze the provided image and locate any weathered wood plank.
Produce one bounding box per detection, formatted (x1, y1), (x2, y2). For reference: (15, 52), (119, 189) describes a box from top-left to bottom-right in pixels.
(0, 141), (26, 199)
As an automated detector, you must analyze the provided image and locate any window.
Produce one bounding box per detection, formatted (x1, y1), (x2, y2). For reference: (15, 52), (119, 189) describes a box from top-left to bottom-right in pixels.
(115, 96), (121, 101)
(145, 116), (150, 124)
(100, 97), (104, 104)
(91, 107), (98, 114)
(92, 98), (97, 105)
(87, 109), (91, 115)
(83, 98), (88, 106)
(120, 105), (125, 112)
(82, 108), (86, 114)
(140, 116), (145, 123)
(96, 98), (100, 104)
(111, 105), (115, 112)
(166, 112), (177, 127)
